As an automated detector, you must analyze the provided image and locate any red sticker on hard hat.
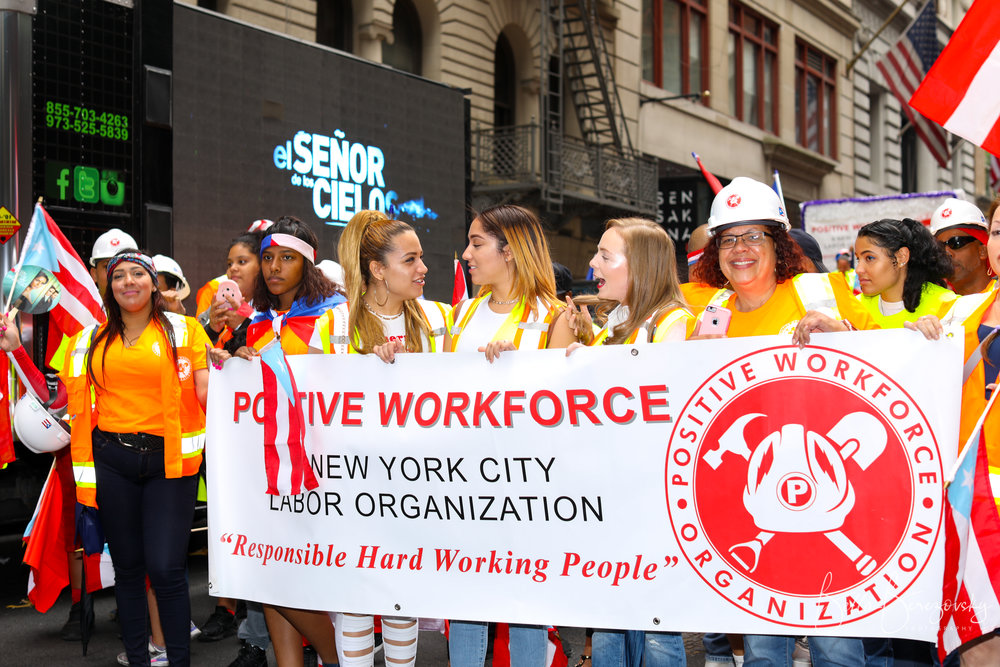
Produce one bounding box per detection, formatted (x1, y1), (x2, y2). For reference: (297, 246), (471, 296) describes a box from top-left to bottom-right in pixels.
(727, 194), (742, 208)
(666, 345), (940, 628)
(941, 208), (952, 218)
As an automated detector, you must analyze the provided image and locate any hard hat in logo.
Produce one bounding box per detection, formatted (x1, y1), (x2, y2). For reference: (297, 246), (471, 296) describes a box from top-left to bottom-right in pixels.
(930, 198), (987, 236)
(90, 229), (138, 266)
(152, 254), (192, 300)
(247, 219), (274, 233)
(13, 395), (70, 454)
(707, 177), (790, 235)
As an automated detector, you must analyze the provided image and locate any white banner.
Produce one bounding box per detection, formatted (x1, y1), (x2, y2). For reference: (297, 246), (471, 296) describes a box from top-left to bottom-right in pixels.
(206, 330), (963, 640)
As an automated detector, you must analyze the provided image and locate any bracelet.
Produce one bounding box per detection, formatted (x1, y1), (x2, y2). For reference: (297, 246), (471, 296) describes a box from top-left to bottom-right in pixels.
(841, 319), (855, 331)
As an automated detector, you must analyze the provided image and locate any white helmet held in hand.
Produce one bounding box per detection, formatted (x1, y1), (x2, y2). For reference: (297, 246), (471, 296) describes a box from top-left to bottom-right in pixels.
(152, 254), (192, 300)
(13, 395), (70, 454)
(930, 198), (987, 236)
(707, 177), (790, 235)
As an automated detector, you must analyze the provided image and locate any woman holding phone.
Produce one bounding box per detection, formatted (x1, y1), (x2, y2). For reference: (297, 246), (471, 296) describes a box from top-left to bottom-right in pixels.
(217, 215), (345, 667)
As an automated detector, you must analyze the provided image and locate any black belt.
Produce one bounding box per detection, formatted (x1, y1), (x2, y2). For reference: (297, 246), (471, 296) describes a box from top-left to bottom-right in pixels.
(101, 430), (165, 451)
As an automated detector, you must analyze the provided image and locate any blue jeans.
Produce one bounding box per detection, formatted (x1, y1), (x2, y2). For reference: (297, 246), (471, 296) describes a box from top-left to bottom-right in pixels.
(744, 635), (864, 667)
(593, 630), (685, 667)
(94, 430), (198, 667)
(238, 602), (270, 650)
(703, 633), (735, 664)
(449, 621), (547, 667)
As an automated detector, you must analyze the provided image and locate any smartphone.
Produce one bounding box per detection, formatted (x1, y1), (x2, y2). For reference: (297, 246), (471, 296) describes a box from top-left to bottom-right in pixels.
(695, 305), (731, 336)
(214, 279), (243, 307)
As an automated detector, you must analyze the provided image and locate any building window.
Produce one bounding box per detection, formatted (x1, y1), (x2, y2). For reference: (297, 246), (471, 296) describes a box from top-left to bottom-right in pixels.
(728, 2), (777, 132)
(494, 33), (515, 128)
(901, 125), (918, 193)
(642, 0), (707, 95)
(317, 0), (353, 52)
(795, 40), (837, 157)
(383, 0), (422, 75)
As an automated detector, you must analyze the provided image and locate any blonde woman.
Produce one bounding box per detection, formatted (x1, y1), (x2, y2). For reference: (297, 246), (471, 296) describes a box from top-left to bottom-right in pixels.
(310, 210), (451, 667)
(564, 218), (690, 667)
(449, 204), (575, 667)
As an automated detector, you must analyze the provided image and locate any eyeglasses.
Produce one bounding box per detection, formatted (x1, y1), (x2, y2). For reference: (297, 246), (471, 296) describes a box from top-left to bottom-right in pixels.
(716, 230), (773, 250)
(938, 235), (978, 250)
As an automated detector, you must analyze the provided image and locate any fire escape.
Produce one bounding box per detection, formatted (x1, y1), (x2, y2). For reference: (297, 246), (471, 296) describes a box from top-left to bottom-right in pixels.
(471, 0), (658, 217)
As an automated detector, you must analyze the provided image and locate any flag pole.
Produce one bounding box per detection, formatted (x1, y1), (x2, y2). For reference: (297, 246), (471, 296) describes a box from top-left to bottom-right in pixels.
(2, 198), (42, 314)
(846, 0), (916, 74)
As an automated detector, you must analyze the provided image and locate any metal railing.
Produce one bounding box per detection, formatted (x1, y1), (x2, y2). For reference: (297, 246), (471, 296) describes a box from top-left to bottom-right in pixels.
(471, 124), (658, 215)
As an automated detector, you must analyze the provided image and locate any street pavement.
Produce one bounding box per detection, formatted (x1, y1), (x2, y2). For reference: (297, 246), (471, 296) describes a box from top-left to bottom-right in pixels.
(0, 538), (711, 665)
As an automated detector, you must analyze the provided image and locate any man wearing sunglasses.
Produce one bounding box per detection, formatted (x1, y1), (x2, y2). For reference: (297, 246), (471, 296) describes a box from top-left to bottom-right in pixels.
(930, 197), (994, 295)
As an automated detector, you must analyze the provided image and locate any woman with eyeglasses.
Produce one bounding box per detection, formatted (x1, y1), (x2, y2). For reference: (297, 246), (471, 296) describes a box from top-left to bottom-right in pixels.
(853, 218), (957, 328)
(683, 177), (876, 667)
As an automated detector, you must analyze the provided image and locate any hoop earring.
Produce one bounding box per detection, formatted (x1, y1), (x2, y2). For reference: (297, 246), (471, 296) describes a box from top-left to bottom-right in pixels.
(375, 279), (389, 307)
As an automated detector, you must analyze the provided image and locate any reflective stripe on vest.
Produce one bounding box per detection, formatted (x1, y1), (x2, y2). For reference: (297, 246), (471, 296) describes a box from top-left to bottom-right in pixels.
(942, 292), (994, 384)
(74, 462), (97, 488)
(700, 274), (840, 324)
(991, 467), (1000, 502)
(592, 308), (691, 345)
(452, 295), (556, 351)
(182, 430), (206, 457)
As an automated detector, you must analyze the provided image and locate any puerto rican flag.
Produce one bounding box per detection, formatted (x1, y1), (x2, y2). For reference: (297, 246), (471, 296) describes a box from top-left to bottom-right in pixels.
(23, 457), (113, 613)
(938, 391), (1000, 659)
(876, 0), (951, 167)
(18, 204), (104, 335)
(259, 342), (319, 496)
(453, 255), (468, 307)
(910, 0), (1000, 157)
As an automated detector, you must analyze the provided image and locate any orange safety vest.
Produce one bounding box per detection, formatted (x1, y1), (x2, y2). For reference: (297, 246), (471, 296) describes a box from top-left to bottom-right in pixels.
(591, 307), (694, 345)
(944, 290), (1000, 505)
(62, 312), (207, 507)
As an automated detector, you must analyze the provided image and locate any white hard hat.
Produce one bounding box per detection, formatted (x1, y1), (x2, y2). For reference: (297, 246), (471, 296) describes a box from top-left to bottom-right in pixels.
(13, 395), (70, 454)
(152, 254), (191, 300)
(930, 198), (987, 235)
(707, 177), (790, 234)
(247, 219), (274, 233)
(317, 260), (345, 290)
(90, 229), (138, 266)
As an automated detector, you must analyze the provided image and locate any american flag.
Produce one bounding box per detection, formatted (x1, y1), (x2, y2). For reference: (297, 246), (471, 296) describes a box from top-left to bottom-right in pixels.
(938, 391), (1000, 659)
(876, 0), (952, 168)
(990, 155), (1000, 194)
(910, 0), (1000, 158)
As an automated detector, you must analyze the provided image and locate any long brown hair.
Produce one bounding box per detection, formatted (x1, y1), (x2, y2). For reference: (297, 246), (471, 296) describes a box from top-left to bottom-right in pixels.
(338, 210), (431, 353)
(87, 250), (176, 388)
(473, 205), (560, 319)
(584, 218), (687, 344)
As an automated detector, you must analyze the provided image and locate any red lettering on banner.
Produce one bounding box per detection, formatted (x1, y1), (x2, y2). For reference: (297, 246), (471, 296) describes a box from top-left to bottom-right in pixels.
(566, 389), (600, 426)
(343, 392), (363, 425)
(317, 392), (340, 425)
(503, 391), (526, 427)
(640, 385), (671, 423)
(473, 391), (501, 427)
(603, 387), (635, 424)
(234, 392), (250, 421)
(444, 392), (470, 427)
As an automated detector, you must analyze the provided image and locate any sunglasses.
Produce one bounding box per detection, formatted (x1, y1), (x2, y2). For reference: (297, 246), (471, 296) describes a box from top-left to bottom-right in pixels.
(938, 235), (978, 250)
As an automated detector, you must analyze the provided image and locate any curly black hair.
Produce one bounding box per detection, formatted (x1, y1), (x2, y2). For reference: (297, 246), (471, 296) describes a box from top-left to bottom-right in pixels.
(856, 218), (952, 312)
(690, 226), (810, 287)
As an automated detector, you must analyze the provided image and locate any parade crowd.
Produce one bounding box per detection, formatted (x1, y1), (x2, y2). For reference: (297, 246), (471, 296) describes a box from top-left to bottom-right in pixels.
(3, 177), (999, 667)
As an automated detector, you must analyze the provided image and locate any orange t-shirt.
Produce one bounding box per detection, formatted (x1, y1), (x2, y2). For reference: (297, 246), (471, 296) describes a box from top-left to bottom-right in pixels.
(91, 323), (209, 435)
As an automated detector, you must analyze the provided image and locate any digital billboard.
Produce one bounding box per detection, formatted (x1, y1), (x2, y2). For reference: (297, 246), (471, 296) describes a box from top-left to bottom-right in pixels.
(172, 6), (467, 302)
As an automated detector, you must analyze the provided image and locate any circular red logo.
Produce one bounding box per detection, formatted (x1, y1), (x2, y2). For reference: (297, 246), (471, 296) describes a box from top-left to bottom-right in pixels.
(941, 208), (952, 218)
(110, 238), (120, 246)
(666, 345), (941, 627)
(727, 194), (742, 208)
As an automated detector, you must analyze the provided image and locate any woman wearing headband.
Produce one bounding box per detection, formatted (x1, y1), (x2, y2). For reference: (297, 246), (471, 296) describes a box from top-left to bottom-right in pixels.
(51, 248), (210, 667)
(221, 216), (345, 666)
(309, 210), (451, 667)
